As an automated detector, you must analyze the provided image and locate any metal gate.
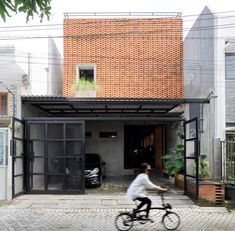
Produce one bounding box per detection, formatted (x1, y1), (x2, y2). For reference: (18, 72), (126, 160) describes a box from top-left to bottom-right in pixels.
(222, 140), (235, 200)
(184, 117), (199, 200)
(12, 117), (26, 198)
(25, 119), (85, 194)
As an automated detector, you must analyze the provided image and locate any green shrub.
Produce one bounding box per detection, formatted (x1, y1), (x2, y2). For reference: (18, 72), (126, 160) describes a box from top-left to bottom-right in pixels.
(162, 144), (184, 176)
(73, 77), (99, 91)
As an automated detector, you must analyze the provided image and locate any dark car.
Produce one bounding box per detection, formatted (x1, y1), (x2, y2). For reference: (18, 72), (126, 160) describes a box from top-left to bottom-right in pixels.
(85, 153), (105, 187)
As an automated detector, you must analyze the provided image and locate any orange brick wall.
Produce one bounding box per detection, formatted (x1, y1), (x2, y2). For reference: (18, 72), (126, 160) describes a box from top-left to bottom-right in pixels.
(63, 18), (183, 98)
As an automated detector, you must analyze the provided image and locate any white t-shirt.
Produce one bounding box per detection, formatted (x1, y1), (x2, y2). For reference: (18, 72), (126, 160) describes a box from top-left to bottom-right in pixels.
(127, 173), (162, 200)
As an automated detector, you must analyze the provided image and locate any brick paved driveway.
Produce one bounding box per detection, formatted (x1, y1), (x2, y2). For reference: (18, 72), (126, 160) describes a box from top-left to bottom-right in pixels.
(0, 195), (234, 231)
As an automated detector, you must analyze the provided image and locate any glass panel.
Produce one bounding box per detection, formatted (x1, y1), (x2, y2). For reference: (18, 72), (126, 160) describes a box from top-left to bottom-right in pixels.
(66, 141), (82, 155)
(0, 131), (8, 166)
(15, 139), (23, 157)
(48, 157), (64, 173)
(185, 121), (197, 139)
(32, 175), (44, 190)
(0, 132), (4, 166)
(66, 174), (82, 190)
(14, 120), (23, 139)
(14, 176), (23, 194)
(48, 141), (64, 156)
(186, 140), (196, 158)
(186, 159), (197, 177)
(30, 124), (45, 139)
(48, 175), (63, 190)
(32, 140), (45, 157)
(66, 124), (83, 139)
(66, 157), (82, 173)
(14, 158), (23, 175)
(33, 158), (44, 174)
(48, 124), (63, 139)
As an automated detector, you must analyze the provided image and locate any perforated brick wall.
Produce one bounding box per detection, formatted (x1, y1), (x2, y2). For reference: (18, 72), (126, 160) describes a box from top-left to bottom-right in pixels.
(63, 18), (183, 98)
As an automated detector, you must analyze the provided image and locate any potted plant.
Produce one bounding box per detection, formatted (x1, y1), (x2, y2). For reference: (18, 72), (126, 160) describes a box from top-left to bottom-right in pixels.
(162, 144), (184, 184)
(73, 77), (99, 97)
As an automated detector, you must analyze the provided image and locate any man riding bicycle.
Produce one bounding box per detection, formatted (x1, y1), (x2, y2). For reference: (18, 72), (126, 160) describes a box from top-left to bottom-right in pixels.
(127, 163), (167, 220)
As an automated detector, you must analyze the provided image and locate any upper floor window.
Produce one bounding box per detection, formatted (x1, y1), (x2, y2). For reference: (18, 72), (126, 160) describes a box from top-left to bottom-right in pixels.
(0, 93), (8, 115)
(225, 53), (235, 80)
(77, 64), (96, 82)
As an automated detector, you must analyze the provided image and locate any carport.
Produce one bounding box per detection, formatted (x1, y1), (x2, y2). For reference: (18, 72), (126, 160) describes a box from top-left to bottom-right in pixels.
(12, 96), (209, 198)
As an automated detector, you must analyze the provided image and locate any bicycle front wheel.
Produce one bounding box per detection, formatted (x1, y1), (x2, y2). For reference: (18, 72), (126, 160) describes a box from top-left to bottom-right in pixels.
(162, 211), (180, 230)
(115, 212), (133, 231)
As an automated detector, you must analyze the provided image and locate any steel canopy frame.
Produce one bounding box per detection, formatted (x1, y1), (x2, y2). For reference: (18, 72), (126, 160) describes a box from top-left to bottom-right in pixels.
(22, 96), (210, 119)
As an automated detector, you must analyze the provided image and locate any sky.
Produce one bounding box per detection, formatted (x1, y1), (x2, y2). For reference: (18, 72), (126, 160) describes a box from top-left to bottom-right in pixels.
(0, 0), (235, 94)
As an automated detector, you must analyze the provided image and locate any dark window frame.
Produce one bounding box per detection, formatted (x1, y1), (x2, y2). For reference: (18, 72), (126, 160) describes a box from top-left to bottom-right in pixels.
(0, 93), (8, 115)
(99, 132), (117, 138)
(77, 64), (96, 82)
(85, 132), (92, 138)
(225, 53), (235, 80)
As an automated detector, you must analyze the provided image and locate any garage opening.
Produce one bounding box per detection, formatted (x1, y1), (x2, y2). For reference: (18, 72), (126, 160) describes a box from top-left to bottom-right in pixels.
(124, 125), (165, 172)
(20, 96), (209, 196)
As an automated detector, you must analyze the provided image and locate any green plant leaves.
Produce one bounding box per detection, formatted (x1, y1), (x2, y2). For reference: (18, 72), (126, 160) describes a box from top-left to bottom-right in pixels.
(192, 155), (210, 179)
(73, 78), (99, 91)
(162, 144), (184, 176)
(0, 0), (51, 22)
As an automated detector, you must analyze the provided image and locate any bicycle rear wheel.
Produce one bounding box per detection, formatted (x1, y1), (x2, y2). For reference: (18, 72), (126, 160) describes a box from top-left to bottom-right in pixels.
(162, 211), (180, 230)
(115, 212), (133, 231)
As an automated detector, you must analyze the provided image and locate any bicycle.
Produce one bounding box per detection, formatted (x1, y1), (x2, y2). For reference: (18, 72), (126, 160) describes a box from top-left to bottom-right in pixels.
(115, 193), (180, 231)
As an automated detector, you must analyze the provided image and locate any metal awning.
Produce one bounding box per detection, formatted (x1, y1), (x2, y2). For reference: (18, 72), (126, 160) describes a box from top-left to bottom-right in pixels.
(22, 96), (210, 121)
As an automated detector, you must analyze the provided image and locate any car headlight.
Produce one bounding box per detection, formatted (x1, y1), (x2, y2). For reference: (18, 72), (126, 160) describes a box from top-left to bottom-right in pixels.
(91, 168), (99, 175)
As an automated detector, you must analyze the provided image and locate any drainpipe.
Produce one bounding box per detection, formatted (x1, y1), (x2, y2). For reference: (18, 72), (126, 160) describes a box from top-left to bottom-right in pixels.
(200, 91), (215, 134)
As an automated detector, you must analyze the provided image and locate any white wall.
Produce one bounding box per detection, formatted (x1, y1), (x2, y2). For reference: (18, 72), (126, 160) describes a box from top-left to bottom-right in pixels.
(184, 6), (235, 180)
(184, 6), (217, 178)
(0, 129), (11, 200)
(85, 121), (125, 176)
(0, 46), (25, 118)
(48, 38), (63, 96)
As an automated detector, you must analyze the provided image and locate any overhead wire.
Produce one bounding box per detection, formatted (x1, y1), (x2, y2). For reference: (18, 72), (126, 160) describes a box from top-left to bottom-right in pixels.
(0, 10), (234, 92)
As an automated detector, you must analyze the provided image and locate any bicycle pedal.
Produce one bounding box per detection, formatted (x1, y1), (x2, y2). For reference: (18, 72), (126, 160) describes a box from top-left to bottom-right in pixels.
(142, 218), (154, 223)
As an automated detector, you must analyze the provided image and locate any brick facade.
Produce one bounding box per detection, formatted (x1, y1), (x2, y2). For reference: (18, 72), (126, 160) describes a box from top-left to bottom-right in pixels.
(63, 18), (183, 98)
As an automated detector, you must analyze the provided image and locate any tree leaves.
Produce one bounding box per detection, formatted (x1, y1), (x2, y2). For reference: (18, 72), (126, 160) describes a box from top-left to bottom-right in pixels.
(0, 0), (51, 22)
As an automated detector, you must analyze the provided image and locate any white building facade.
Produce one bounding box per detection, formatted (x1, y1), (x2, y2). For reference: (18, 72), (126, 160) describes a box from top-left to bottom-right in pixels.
(0, 38), (63, 200)
(184, 6), (235, 180)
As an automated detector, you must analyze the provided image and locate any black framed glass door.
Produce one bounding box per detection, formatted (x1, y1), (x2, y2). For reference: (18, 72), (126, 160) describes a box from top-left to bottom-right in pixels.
(12, 117), (26, 198)
(26, 120), (85, 193)
(184, 117), (199, 200)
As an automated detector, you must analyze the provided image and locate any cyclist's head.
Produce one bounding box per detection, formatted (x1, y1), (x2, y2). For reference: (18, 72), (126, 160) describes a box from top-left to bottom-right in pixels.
(139, 163), (151, 174)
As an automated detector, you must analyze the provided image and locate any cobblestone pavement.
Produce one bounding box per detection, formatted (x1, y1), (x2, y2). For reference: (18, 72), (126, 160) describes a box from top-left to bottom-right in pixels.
(0, 195), (234, 231)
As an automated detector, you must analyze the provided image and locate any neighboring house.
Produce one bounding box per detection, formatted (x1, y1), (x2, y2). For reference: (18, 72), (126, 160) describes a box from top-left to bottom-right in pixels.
(47, 38), (63, 96)
(0, 45), (29, 200)
(27, 37), (63, 96)
(0, 37), (63, 200)
(184, 6), (235, 183)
